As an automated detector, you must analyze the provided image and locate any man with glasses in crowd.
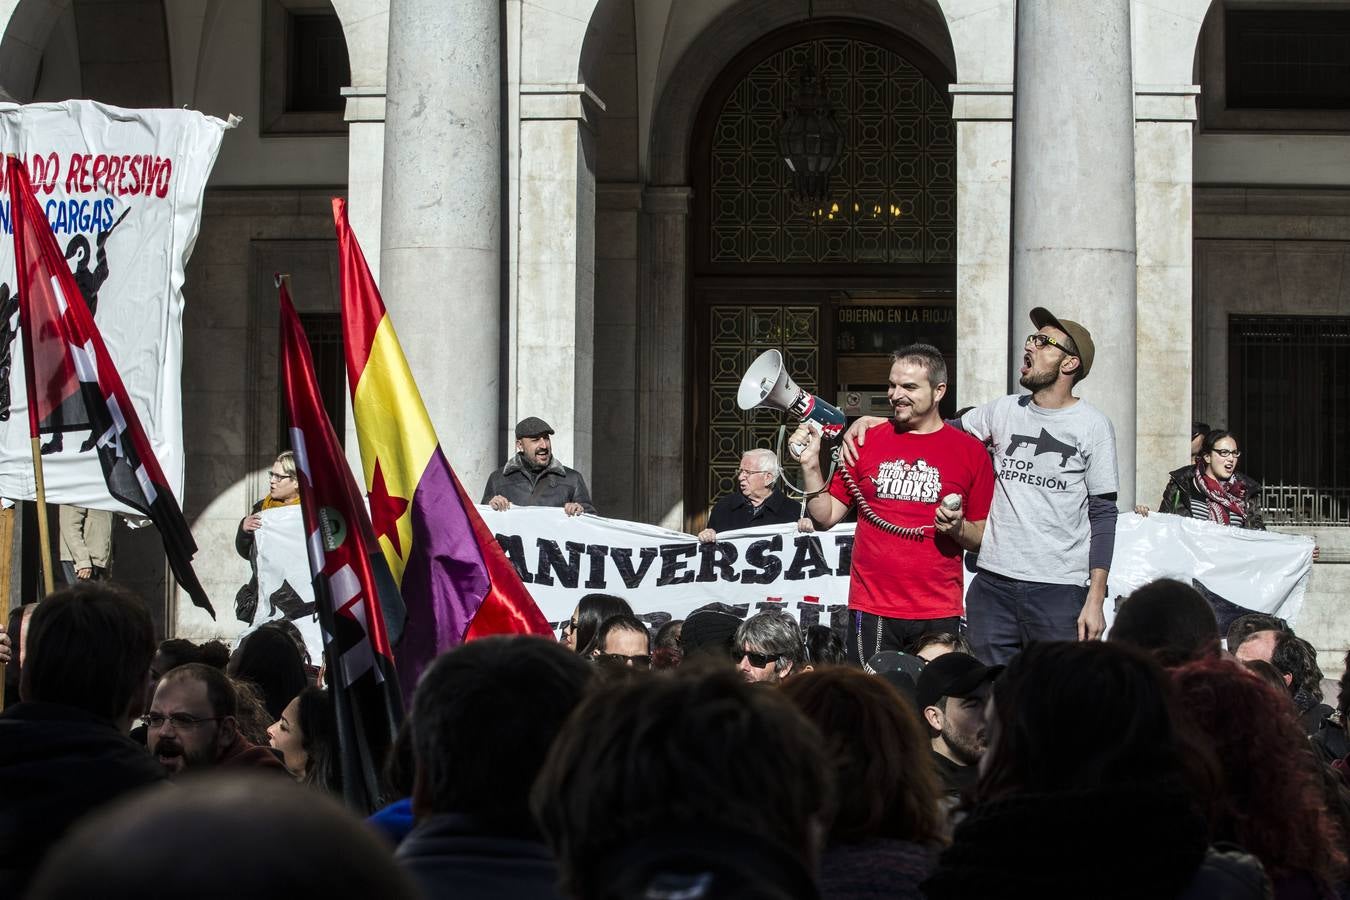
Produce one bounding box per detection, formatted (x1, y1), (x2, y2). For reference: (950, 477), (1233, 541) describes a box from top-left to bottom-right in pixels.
(732, 609), (803, 685)
(147, 663), (285, 775)
(698, 447), (809, 543)
(592, 614), (653, 670)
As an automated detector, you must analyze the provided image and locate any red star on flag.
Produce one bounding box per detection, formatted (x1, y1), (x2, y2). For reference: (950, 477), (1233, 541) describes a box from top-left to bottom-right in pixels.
(368, 459), (410, 559)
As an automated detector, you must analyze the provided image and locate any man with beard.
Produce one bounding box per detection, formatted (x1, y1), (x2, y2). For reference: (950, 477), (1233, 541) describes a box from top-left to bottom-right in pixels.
(794, 344), (994, 665)
(916, 652), (1001, 797)
(847, 310), (1118, 664)
(481, 416), (595, 515)
(147, 663), (285, 775)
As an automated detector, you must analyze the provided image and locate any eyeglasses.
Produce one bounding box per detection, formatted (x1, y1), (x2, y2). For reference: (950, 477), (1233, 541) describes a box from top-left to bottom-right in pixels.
(1210, 449), (1242, 459)
(733, 649), (779, 668)
(559, 619), (578, 636)
(736, 468), (771, 477)
(145, 712), (223, 730)
(1025, 333), (1078, 356)
(595, 653), (652, 669)
(268, 472), (294, 482)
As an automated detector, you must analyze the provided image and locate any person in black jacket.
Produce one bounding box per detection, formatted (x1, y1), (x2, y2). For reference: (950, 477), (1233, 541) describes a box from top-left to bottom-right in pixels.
(1138, 429), (1265, 530)
(0, 584), (166, 896)
(396, 637), (593, 899)
(697, 447), (808, 542)
(481, 417), (595, 515)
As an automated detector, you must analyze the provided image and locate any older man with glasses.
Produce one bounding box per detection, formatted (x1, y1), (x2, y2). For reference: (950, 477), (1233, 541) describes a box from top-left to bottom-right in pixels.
(698, 448), (809, 543)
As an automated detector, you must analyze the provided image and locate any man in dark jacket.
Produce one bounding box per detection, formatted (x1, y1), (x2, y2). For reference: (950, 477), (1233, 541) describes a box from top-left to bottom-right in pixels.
(481, 417), (595, 515)
(147, 663), (287, 776)
(395, 637), (593, 899)
(0, 584), (167, 896)
(697, 447), (808, 542)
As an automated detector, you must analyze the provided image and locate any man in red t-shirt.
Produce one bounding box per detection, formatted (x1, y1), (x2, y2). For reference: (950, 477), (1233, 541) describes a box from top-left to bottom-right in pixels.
(793, 344), (994, 666)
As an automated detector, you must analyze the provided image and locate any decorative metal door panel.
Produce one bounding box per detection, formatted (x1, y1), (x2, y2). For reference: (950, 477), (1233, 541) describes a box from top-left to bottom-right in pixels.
(705, 303), (820, 512)
(708, 37), (955, 266)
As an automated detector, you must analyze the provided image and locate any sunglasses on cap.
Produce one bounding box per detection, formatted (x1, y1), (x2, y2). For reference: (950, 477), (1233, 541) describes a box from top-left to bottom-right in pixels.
(733, 649), (779, 668)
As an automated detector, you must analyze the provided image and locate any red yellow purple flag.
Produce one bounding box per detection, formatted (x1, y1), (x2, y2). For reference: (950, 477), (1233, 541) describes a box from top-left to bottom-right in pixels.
(334, 198), (550, 695)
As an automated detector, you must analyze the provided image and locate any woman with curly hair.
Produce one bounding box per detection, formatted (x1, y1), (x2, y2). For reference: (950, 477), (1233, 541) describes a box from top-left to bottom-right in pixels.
(782, 667), (944, 900)
(1172, 657), (1347, 899)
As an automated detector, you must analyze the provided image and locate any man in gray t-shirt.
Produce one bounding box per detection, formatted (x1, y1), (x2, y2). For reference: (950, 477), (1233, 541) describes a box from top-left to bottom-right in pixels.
(957, 308), (1118, 663)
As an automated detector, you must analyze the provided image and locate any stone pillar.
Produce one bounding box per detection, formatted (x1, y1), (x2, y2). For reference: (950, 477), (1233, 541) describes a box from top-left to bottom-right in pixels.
(381, 0), (501, 491)
(1134, 85), (1200, 508)
(636, 186), (691, 531)
(515, 84), (602, 481)
(951, 83), (1014, 406)
(1012, 0), (1137, 506)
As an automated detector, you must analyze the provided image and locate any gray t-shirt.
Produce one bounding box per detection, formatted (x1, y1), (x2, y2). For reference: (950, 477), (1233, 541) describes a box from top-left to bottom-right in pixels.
(961, 394), (1118, 585)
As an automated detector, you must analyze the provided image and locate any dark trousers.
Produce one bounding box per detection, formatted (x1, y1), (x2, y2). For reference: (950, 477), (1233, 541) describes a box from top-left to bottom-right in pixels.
(846, 610), (962, 668)
(965, 570), (1085, 665)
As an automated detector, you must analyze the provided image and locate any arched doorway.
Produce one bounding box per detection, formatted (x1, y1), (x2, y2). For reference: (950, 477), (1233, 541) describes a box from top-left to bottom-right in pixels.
(689, 20), (957, 525)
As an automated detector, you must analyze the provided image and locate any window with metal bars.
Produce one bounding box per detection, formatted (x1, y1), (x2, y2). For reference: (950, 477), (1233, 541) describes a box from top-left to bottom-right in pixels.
(1224, 10), (1350, 110)
(278, 312), (346, 450)
(1228, 315), (1350, 526)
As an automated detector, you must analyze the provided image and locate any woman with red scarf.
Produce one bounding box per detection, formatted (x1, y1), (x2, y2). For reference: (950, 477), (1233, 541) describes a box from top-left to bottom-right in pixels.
(1153, 430), (1266, 530)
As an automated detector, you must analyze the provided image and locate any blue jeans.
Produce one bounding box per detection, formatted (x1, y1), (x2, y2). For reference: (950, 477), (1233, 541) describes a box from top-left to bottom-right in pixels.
(965, 570), (1085, 665)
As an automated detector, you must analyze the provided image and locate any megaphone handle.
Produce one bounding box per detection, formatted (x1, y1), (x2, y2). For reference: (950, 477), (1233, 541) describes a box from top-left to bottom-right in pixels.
(788, 420), (822, 460)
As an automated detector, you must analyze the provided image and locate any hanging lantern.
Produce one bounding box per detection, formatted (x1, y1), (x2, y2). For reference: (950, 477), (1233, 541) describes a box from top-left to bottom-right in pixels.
(779, 64), (844, 213)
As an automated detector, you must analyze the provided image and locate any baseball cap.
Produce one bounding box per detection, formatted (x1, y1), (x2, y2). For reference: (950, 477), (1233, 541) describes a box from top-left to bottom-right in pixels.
(514, 416), (555, 439)
(864, 650), (927, 683)
(915, 652), (1003, 712)
(1030, 307), (1095, 380)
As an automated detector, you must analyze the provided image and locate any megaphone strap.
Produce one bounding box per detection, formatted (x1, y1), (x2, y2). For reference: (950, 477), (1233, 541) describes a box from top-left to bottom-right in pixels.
(838, 466), (931, 541)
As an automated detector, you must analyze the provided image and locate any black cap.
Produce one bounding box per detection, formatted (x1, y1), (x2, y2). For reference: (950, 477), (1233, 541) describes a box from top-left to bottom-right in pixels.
(514, 416), (554, 439)
(680, 610), (742, 658)
(865, 650), (926, 683)
(915, 652), (1003, 712)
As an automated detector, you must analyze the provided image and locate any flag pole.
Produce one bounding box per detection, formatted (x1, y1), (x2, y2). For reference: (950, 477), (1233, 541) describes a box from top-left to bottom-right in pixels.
(29, 438), (55, 596)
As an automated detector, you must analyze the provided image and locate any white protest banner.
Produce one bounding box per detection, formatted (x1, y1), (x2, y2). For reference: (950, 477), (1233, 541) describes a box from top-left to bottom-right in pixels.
(1103, 512), (1313, 633)
(240, 504), (325, 666)
(478, 506), (856, 634)
(478, 508), (1313, 637)
(0, 101), (233, 509)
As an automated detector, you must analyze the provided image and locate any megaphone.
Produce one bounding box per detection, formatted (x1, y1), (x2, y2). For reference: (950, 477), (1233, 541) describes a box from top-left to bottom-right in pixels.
(737, 349), (847, 441)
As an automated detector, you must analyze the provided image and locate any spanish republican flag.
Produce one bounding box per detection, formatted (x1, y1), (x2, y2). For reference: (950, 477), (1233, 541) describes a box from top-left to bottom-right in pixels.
(335, 199), (551, 694)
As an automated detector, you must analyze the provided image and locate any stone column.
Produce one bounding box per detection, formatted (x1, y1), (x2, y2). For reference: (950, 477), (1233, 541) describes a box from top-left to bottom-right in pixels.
(1012, 0), (1137, 506)
(951, 83), (1014, 407)
(636, 186), (691, 531)
(381, 0), (501, 491)
(1134, 85), (1200, 508)
(515, 84), (602, 481)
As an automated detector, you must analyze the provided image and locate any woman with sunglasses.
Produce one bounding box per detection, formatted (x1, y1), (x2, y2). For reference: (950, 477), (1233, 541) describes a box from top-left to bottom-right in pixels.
(1138, 430), (1264, 530)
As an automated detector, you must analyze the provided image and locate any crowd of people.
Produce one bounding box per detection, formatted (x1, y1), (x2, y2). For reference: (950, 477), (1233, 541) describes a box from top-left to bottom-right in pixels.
(0, 308), (1341, 899)
(0, 576), (1346, 899)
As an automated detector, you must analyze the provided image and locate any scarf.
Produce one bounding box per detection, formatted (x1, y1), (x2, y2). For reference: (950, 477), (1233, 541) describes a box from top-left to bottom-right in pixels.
(259, 494), (300, 511)
(1193, 461), (1248, 525)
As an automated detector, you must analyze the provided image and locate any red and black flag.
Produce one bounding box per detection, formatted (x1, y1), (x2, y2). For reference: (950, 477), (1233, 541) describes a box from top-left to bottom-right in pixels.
(6, 156), (214, 616)
(277, 277), (402, 813)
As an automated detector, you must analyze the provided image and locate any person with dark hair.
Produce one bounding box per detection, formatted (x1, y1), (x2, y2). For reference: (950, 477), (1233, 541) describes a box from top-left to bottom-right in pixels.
(227, 625), (308, 721)
(1269, 633), (1335, 738)
(915, 652), (999, 798)
(268, 686), (339, 792)
(924, 642), (1270, 900)
(147, 663), (286, 775)
(910, 631), (971, 663)
(1190, 422), (1211, 464)
(652, 619), (684, 670)
(131, 637), (233, 745)
(803, 624), (845, 670)
(532, 667), (833, 900)
(1319, 651), (1350, 773)
(593, 614), (652, 670)
(1144, 429), (1265, 530)
(796, 343), (995, 666)
(733, 609), (804, 684)
(782, 668), (943, 900)
(26, 775), (420, 900)
(396, 636), (593, 899)
(560, 592), (633, 656)
(1227, 612), (1290, 658)
(369, 718), (417, 845)
(0, 584), (165, 895)
(1173, 657), (1346, 898)
(1109, 578), (1221, 666)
